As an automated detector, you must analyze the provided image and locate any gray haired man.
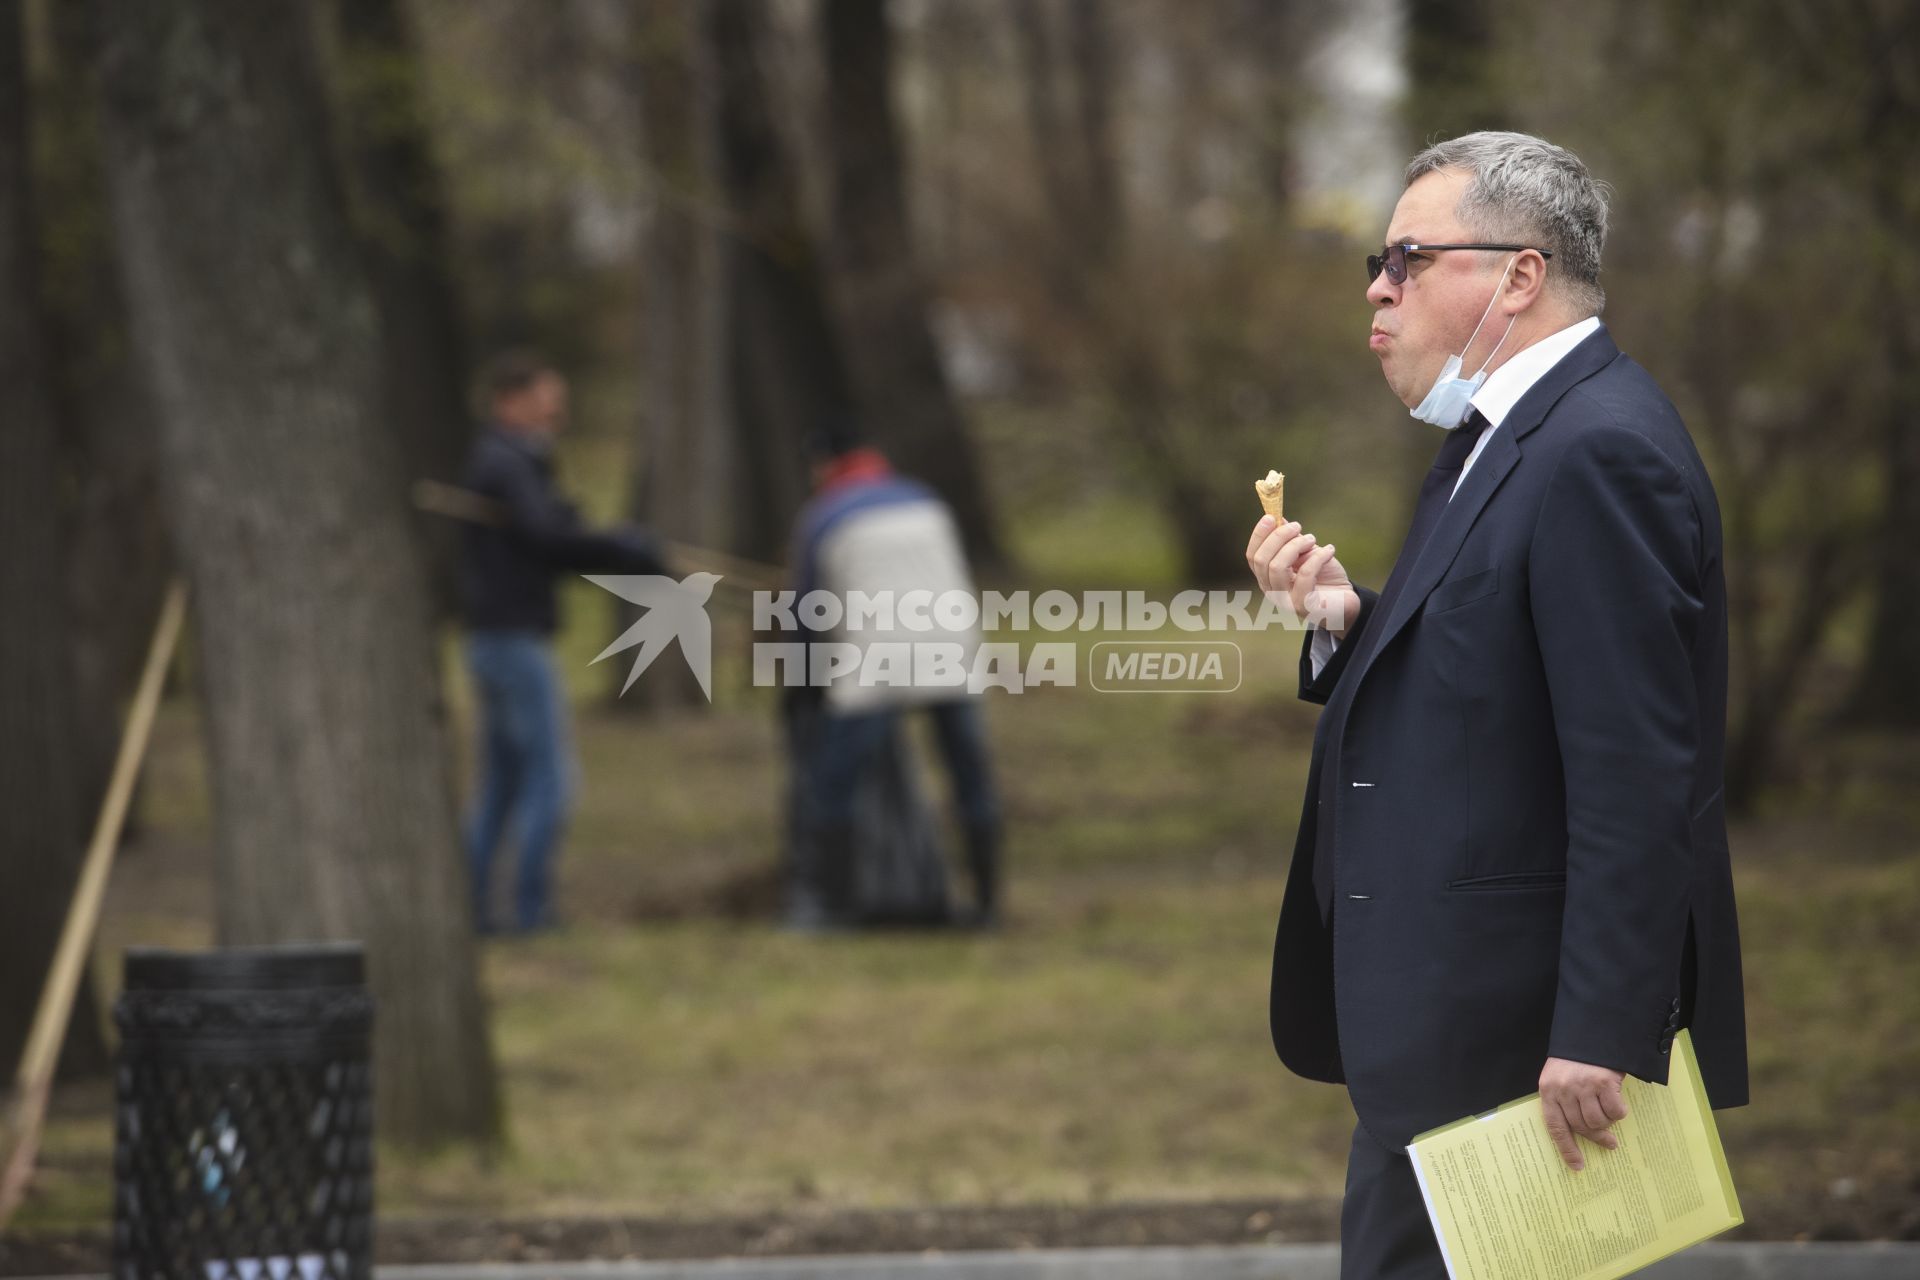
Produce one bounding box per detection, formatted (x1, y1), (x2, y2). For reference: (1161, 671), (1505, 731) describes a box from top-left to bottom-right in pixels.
(1247, 132), (1747, 1277)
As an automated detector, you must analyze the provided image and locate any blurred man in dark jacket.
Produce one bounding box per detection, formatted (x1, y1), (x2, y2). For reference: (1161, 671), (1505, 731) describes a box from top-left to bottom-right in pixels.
(460, 350), (663, 934)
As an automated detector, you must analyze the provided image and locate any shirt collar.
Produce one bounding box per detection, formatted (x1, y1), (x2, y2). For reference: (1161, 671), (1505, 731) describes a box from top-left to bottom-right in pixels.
(1470, 315), (1602, 427)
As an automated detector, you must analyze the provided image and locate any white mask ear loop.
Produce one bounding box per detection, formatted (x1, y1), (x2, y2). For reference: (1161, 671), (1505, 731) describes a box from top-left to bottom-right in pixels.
(1462, 255), (1519, 378)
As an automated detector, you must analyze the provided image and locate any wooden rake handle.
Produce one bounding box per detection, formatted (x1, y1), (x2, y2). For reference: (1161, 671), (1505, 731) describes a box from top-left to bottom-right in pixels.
(0, 581), (188, 1232)
(410, 479), (784, 592)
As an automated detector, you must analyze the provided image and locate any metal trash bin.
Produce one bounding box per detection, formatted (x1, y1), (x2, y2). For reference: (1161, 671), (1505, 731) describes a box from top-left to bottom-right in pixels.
(113, 945), (375, 1280)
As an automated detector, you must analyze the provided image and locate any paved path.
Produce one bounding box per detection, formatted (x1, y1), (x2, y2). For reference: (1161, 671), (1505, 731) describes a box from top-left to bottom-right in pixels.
(259, 1243), (1920, 1280)
(34, 1241), (1913, 1280)
(397, 1242), (1920, 1280)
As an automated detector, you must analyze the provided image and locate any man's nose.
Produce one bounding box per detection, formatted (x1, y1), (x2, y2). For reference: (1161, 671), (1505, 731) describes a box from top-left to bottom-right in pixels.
(1366, 274), (1399, 308)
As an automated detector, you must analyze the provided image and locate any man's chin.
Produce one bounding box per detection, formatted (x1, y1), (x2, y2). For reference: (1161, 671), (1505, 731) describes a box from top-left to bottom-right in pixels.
(1379, 368), (1421, 410)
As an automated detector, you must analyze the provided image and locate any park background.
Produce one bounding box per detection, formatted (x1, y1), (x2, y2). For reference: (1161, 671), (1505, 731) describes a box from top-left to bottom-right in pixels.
(2, 0), (1917, 1266)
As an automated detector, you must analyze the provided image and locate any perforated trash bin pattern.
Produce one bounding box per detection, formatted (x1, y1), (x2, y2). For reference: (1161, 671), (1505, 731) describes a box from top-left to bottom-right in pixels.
(113, 945), (374, 1280)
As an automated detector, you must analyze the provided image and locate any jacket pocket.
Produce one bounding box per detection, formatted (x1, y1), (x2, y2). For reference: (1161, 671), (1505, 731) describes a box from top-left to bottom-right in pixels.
(1447, 870), (1567, 892)
(1428, 566), (1499, 614)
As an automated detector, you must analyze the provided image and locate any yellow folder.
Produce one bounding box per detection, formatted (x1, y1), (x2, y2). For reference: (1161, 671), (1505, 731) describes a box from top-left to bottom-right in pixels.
(1407, 1029), (1741, 1280)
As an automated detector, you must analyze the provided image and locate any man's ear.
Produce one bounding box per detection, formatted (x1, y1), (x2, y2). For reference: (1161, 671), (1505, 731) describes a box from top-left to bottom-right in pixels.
(1505, 248), (1550, 313)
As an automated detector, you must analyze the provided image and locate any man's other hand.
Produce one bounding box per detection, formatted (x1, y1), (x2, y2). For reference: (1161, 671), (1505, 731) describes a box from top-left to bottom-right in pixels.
(1246, 516), (1361, 637)
(1540, 1057), (1629, 1171)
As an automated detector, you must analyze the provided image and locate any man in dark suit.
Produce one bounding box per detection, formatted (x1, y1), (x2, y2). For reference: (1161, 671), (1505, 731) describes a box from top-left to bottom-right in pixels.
(1247, 132), (1747, 1278)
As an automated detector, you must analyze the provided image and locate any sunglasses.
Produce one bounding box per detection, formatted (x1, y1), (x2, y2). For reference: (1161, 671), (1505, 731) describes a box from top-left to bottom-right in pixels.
(1366, 243), (1553, 286)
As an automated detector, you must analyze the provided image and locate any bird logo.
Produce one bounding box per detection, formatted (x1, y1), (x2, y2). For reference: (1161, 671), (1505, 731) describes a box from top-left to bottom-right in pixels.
(584, 572), (722, 699)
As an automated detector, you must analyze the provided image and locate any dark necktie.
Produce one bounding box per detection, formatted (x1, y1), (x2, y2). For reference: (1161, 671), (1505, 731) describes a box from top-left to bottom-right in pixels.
(1311, 410), (1493, 920)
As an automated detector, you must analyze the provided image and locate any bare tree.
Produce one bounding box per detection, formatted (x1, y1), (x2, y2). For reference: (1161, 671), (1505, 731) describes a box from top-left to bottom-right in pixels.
(819, 0), (1005, 571)
(707, 0), (858, 562)
(1012, 0), (1248, 584)
(1504, 0), (1895, 807)
(328, 0), (477, 612)
(1828, 0), (1920, 725)
(84, 0), (501, 1147)
(616, 0), (735, 710)
(0, 0), (110, 1081)
(35, 0), (174, 843)
(1403, 0), (1509, 139)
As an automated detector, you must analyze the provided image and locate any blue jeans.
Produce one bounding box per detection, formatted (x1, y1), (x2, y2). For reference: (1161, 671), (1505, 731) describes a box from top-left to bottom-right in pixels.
(465, 631), (574, 931)
(807, 699), (999, 832)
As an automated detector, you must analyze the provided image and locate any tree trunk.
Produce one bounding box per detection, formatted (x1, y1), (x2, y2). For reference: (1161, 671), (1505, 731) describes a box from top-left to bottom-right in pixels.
(1726, 530), (1862, 811)
(1012, 0), (1248, 585)
(1402, 0), (1508, 139)
(34, 0), (175, 853)
(1230, 0), (1311, 209)
(1841, 21), (1920, 725)
(0, 0), (112, 1082)
(85, 0), (501, 1148)
(1847, 353), (1920, 724)
(614, 0), (733, 711)
(707, 0), (858, 563)
(328, 0), (475, 616)
(819, 0), (1005, 572)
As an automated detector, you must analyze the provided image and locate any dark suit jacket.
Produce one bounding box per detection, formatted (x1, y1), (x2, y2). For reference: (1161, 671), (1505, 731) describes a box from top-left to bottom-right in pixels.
(460, 428), (663, 634)
(1270, 325), (1748, 1150)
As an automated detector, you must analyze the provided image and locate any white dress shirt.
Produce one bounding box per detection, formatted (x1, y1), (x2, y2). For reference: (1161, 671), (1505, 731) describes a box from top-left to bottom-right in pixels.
(1308, 316), (1603, 676)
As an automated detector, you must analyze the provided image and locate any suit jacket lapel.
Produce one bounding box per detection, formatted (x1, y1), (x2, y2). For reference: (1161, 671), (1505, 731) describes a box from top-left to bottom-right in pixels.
(1346, 326), (1624, 694)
